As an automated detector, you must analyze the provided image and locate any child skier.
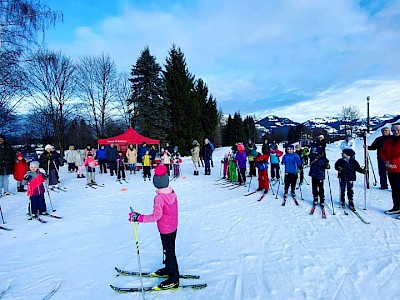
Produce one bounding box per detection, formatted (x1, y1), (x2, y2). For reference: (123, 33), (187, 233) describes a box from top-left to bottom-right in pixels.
(303, 146), (310, 166)
(235, 144), (247, 184)
(281, 144), (302, 199)
(14, 152), (29, 192)
(116, 151), (126, 181)
(221, 153), (229, 179)
(142, 150), (151, 180)
(161, 149), (171, 176)
(254, 153), (270, 193)
(171, 146), (181, 178)
(74, 149), (85, 178)
(308, 146), (330, 215)
(84, 153), (98, 185)
(129, 164), (180, 290)
(269, 145), (283, 182)
(228, 145), (238, 183)
(334, 148), (366, 211)
(23, 161), (48, 218)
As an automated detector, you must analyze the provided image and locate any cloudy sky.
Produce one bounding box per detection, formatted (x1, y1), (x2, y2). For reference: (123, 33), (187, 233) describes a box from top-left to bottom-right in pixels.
(41, 0), (400, 122)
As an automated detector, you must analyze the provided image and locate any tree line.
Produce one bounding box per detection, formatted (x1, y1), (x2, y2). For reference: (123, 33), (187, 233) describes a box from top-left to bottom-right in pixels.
(1, 1), (259, 157)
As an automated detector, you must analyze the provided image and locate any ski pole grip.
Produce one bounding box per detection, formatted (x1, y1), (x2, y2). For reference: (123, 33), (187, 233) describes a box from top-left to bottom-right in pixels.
(129, 207), (135, 222)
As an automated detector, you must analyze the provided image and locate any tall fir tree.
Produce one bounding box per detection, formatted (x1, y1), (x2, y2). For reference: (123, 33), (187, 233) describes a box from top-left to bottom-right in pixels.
(222, 114), (235, 146)
(128, 46), (170, 143)
(233, 112), (244, 143)
(203, 94), (219, 141)
(243, 116), (257, 144)
(163, 45), (197, 155)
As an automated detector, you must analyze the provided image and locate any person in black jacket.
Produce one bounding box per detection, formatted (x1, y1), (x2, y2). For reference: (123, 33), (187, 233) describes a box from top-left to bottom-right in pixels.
(334, 148), (366, 210)
(315, 135), (327, 157)
(368, 127), (391, 190)
(39, 144), (61, 189)
(106, 143), (119, 176)
(308, 146), (330, 209)
(0, 135), (16, 195)
(202, 138), (213, 175)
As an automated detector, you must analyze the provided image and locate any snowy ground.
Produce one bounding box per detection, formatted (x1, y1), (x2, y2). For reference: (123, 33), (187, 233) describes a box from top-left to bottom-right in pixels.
(1, 129), (399, 300)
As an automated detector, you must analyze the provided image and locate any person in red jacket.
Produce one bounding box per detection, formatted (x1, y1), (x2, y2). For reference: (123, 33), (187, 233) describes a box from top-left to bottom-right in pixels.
(380, 123), (400, 216)
(13, 152), (29, 192)
(23, 161), (48, 218)
(255, 153), (270, 194)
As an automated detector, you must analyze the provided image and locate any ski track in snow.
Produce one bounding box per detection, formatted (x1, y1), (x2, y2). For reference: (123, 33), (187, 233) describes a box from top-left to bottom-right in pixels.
(1, 131), (400, 299)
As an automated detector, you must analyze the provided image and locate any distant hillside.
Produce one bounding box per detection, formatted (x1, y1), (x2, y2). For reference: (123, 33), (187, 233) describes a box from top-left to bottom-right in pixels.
(255, 114), (400, 138)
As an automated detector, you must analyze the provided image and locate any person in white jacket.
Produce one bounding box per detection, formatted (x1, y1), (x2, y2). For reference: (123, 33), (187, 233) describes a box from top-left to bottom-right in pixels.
(126, 144), (138, 174)
(65, 145), (76, 173)
(74, 149), (85, 178)
(340, 134), (356, 152)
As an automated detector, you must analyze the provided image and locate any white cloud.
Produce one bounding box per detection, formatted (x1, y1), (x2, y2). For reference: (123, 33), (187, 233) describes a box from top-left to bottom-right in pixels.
(258, 79), (400, 122)
(44, 0), (400, 120)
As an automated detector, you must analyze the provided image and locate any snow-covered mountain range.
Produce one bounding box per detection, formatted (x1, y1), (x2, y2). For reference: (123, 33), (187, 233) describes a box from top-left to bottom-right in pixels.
(256, 114), (400, 136)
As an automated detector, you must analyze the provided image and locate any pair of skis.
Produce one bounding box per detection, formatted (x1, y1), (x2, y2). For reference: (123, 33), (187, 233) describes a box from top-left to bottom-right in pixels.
(342, 205), (370, 224)
(48, 186), (67, 193)
(282, 195), (299, 206)
(86, 183), (105, 189)
(0, 225), (13, 231)
(309, 205), (326, 218)
(117, 179), (129, 184)
(27, 213), (63, 223)
(244, 190), (268, 201)
(111, 267), (206, 293)
(0, 281), (60, 299)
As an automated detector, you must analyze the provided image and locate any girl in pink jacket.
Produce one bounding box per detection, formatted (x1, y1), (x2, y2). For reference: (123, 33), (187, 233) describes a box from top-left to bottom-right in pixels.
(129, 164), (180, 290)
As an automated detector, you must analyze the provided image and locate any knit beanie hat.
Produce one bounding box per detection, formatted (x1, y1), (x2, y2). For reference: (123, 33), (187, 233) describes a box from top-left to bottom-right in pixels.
(17, 152), (24, 158)
(30, 161), (40, 168)
(153, 164), (169, 189)
(287, 144), (294, 150)
(45, 144), (53, 151)
(342, 148), (355, 157)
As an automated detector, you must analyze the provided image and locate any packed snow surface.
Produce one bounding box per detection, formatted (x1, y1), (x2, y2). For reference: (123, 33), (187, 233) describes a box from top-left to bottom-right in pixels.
(1, 129), (399, 300)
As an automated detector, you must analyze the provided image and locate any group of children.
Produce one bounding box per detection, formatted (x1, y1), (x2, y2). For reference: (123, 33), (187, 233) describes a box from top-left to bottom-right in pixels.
(220, 141), (367, 212)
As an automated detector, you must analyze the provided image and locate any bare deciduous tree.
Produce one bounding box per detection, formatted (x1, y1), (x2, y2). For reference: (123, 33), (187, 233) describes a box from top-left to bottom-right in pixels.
(113, 71), (132, 129)
(75, 53), (118, 138)
(341, 105), (360, 134)
(0, 0), (62, 50)
(25, 49), (76, 158)
(0, 51), (26, 130)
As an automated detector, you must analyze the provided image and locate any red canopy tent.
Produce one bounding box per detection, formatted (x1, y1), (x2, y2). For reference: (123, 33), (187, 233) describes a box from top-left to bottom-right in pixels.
(97, 128), (160, 148)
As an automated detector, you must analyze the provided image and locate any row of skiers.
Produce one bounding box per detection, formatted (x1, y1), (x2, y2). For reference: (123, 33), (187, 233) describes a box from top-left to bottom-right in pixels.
(221, 142), (366, 211)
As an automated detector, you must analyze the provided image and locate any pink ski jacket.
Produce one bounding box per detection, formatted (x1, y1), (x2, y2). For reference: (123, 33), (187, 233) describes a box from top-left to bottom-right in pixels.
(139, 186), (178, 234)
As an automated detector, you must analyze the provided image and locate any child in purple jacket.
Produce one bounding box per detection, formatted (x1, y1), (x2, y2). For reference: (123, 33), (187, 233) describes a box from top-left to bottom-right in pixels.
(129, 164), (180, 290)
(235, 143), (247, 184)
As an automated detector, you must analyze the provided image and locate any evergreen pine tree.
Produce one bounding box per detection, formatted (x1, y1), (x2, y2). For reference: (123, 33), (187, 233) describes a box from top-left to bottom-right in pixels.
(222, 114), (235, 146)
(233, 112), (244, 143)
(163, 45), (196, 155)
(129, 46), (170, 143)
(243, 116), (257, 144)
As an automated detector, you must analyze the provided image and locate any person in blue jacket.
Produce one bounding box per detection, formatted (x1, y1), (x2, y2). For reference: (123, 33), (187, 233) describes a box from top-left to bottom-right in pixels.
(137, 142), (149, 164)
(209, 141), (215, 167)
(96, 145), (108, 174)
(281, 144), (302, 198)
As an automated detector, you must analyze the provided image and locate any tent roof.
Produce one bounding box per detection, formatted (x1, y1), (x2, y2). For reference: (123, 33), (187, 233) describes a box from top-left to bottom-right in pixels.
(97, 128), (160, 145)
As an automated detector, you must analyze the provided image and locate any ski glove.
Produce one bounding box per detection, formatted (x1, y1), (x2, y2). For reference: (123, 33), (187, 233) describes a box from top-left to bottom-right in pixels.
(128, 211), (141, 222)
(325, 163), (330, 169)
